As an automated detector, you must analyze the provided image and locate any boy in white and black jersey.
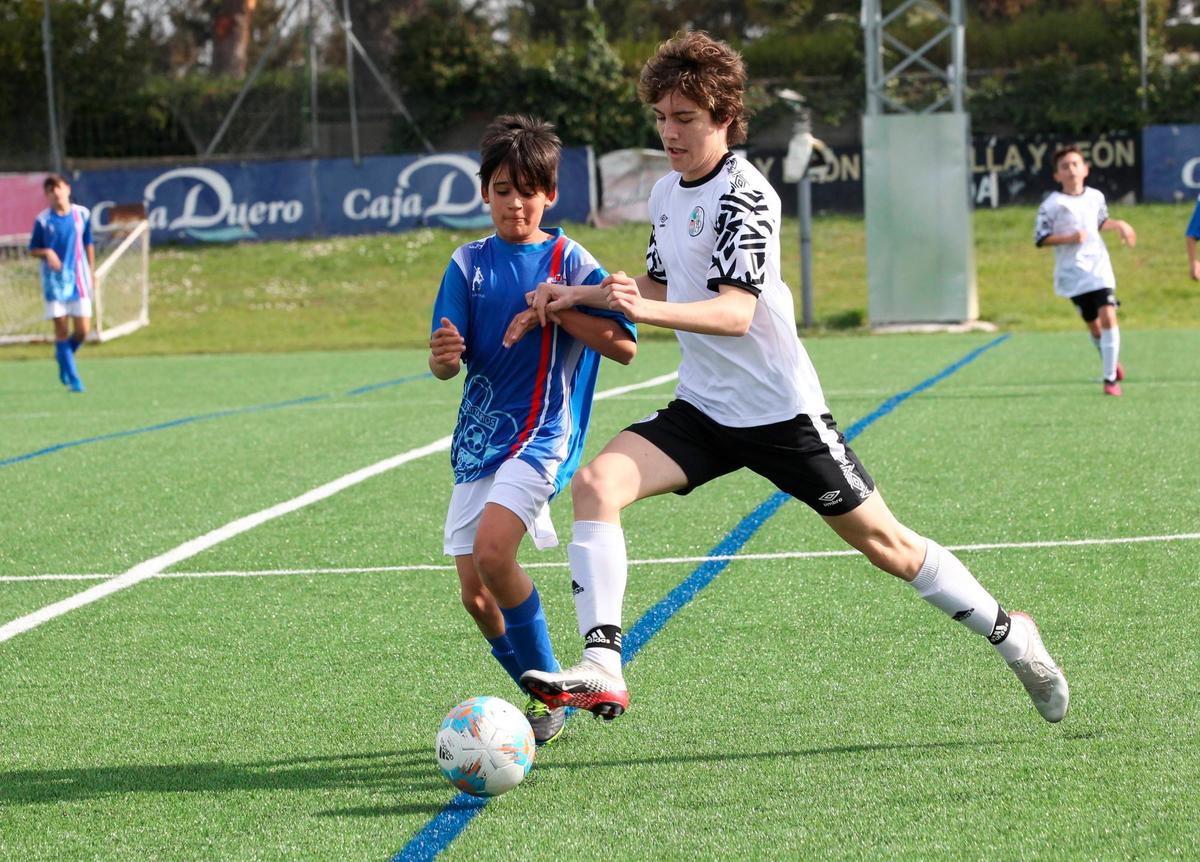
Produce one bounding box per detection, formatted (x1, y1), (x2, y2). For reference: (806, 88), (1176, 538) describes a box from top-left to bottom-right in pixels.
(1035, 145), (1136, 396)
(521, 31), (1069, 727)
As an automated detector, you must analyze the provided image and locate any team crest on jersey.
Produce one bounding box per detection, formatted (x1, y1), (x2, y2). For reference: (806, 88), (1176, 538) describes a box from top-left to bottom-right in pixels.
(688, 206), (705, 236)
(470, 265), (484, 296)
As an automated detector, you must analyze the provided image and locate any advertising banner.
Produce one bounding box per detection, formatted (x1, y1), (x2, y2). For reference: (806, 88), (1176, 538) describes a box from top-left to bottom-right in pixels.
(65, 148), (594, 244)
(0, 174), (50, 236)
(1141, 125), (1200, 202)
(750, 131), (1140, 214)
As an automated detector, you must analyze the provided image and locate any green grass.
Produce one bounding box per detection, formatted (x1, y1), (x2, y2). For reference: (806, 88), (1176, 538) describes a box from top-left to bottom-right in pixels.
(1, 333), (1198, 859)
(3, 202), (1197, 361)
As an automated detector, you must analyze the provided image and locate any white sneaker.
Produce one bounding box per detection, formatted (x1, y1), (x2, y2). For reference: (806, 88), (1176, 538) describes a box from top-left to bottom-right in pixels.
(1006, 612), (1069, 722)
(521, 660), (629, 720)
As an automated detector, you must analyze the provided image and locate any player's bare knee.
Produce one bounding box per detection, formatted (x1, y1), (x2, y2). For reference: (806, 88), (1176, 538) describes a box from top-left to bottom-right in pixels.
(571, 464), (617, 512)
(471, 539), (509, 583)
(460, 586), (494, 622)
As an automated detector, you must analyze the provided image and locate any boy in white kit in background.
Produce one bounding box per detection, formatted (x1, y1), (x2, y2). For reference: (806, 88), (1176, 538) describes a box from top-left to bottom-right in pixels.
(1035, 145), (1137, 396)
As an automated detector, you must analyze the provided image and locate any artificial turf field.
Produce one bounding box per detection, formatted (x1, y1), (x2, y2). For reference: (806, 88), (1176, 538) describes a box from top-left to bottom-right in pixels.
(1, 331), (1198, 860)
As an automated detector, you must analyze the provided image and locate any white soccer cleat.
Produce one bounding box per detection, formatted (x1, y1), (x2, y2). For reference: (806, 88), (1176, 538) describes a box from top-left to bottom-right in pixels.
(521, 660), (629, 720)
(1006, 612), (1069, 723)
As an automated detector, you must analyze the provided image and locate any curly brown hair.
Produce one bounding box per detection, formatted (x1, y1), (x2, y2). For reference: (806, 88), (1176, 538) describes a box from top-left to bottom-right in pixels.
(637, 31), (748, 146)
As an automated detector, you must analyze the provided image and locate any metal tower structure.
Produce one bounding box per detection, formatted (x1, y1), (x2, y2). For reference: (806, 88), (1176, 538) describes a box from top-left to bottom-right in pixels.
(863, 0), (966, 116)
(860, 0), (980, 328)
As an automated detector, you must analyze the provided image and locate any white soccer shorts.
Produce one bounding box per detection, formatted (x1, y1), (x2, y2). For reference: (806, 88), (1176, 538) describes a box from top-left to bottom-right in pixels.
(44, 297), (93, 320)
(443, 457), (558, 556)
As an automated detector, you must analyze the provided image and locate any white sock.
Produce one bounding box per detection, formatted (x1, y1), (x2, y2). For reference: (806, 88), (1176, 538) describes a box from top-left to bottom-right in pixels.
(1100, 327), (1120, 382)
(910, 539), (1028, 663)
(569, 520), (626, 675)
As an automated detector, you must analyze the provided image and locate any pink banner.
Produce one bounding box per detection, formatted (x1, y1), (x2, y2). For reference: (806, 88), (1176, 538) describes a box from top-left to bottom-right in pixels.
(0, 173), (50, 236)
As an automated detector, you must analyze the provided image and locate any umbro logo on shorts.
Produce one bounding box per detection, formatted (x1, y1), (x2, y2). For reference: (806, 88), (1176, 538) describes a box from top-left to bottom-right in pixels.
(819, 490), (841, 505)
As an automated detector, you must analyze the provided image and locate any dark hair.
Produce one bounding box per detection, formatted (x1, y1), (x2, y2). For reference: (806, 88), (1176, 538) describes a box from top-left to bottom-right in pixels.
(478, 115), (561, 195)
(1052, 145), (1084, 169)
(638, 31), (749, 146)
(43, 174), (69, 192)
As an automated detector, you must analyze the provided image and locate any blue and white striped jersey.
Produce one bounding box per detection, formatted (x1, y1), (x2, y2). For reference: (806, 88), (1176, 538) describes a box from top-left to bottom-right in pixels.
(29, 205), (93, 303)
(431, 228), (635, 494)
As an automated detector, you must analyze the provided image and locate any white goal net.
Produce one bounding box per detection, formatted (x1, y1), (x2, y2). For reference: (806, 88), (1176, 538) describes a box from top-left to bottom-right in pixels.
(0, 219), (150, 344)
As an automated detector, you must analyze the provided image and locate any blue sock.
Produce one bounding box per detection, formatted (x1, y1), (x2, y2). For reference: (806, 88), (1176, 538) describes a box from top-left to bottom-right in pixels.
(56, 340), (82, 388)
(486, 634), (524, 689)
(69, 334), (84, 354)
(500, 586), (561, 679)
(54, 340), (69, 383)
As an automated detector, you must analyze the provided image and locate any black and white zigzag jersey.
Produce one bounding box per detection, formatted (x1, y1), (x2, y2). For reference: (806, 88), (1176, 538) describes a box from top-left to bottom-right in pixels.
(646, 152), (829, 427)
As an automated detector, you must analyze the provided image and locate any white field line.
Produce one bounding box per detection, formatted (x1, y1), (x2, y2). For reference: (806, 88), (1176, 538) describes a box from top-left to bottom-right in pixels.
(0, 370), (681, 644)
(7, 531), (1200, 583)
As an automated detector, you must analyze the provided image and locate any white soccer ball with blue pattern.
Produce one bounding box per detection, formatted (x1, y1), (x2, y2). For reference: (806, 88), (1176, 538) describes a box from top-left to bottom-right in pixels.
(435, 696), (535, 797)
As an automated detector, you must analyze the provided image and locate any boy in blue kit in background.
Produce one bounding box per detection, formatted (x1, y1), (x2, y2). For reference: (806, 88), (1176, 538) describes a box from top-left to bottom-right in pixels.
(1185, 194), (1200, 281)
(428, 115), (637, 745)
(29, 174), (94, 392)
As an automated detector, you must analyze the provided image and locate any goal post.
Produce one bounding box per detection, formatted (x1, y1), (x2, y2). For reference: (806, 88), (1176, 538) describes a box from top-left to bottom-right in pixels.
(0, 219), (151, 345)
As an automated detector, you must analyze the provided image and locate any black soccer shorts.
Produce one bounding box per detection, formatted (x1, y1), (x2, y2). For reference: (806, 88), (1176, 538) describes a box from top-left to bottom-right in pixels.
(624, 398), (875, 516)
(1070, 288), (1119, 322)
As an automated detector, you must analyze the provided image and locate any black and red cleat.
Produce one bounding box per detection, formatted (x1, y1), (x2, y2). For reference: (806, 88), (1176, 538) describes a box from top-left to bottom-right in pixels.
(522, 661), (629, 720)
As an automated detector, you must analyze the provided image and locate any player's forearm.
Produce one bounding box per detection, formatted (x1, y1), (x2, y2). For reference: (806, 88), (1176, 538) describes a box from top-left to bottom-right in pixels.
(555, 309), (636, 365)
(428, 355), (461, 379)
(635, 274), (668, 302)
(634, 292), (754, 336)
(1040, 232), (1082, 246)
(1187, 236), (1197, 263)
(1100, 219), (1126, 233)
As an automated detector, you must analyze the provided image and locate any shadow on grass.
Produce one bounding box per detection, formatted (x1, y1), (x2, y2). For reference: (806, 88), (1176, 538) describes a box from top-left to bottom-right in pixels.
(532, 730), (1104, 772)
(0, 747), (449, 813)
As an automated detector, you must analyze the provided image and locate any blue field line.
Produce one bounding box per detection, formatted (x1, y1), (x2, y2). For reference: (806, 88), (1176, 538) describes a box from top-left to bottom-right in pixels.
(0, 371), (433, 469)
(345, 372), (433, 397)
(388, 334), (1010, 862)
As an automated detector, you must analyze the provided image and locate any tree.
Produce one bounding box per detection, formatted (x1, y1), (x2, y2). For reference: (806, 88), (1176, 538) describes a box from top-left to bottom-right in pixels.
(212, 0), (257, 77)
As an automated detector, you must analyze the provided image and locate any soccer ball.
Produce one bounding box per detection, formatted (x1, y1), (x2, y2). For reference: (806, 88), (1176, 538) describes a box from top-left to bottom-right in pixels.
(435, 696), (535, 797)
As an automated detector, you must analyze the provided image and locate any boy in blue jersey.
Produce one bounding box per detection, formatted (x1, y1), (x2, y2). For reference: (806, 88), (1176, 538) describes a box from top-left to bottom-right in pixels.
(429, 115), (637, 745)
(29, 174), (94, 392)
(1186, 194), (1200, 281)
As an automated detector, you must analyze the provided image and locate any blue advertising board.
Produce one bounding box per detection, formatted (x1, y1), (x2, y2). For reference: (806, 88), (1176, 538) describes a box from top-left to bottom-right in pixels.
(1141, 125), (1200, 203)
(69, 148), (595, 243)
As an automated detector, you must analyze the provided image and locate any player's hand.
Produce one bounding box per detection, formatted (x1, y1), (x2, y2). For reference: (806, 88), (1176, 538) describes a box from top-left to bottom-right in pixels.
(525, 281), (569, 327)
(429, 317), (465, 365)
(503, 308), (544, 347)
(1073, 229), (1088, 244)
(1119, 222), (1137, 247)
(603, 271), (645, 321)
(43, 250), (62, 272)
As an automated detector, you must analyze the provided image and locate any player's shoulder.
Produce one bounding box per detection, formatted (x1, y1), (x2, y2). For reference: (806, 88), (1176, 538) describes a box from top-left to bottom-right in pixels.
(71, 203), (91, 220)
(32, 207), (52, 227)
(1083, 186), (1107, 205)
(449, 234), (494, 269)
(720, 153), (779, 205)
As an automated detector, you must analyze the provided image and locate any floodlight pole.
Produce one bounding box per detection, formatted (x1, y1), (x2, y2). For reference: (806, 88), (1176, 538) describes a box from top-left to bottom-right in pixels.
(342, 0), (361, 163)
(41, 0), (63, 173)
(309, 0), (320, 154)
(1139, 0), (1149, 112)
